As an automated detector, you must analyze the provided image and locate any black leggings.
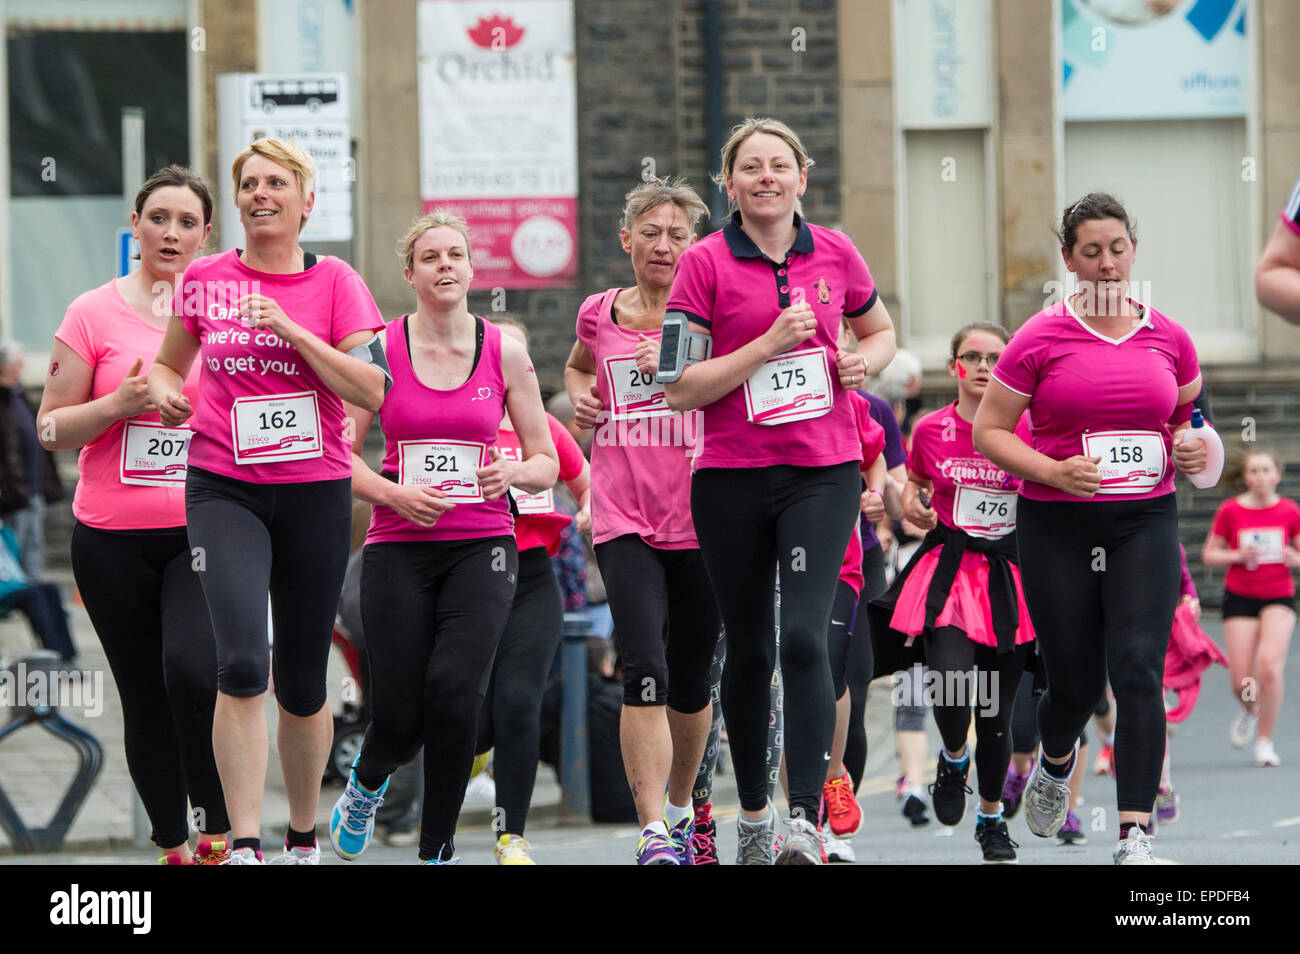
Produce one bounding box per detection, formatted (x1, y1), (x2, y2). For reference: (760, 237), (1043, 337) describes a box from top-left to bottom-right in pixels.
(1017, 494), (1179, 813)
(1010, 669), (1096, 753)
(692, 629), (728, 807)
(923, 626), (1031, 804)
(844, 543), (885, 788)
(358, 536), (517, 862)
(71, 522), (227, 847)
(476, 546), (563, 836)
(595, 534), (719, 712)
(825, 579), (860, 699)
(185, 466), (351, 716)
(692, 462), (861, 819)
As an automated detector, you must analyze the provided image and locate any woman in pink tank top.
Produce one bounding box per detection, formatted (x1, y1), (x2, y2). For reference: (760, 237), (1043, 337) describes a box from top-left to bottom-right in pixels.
(331, 211), (558, 865)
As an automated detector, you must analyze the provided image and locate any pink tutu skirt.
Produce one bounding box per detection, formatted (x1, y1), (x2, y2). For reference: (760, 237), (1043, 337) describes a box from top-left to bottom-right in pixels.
(888, 544), (1037, 648)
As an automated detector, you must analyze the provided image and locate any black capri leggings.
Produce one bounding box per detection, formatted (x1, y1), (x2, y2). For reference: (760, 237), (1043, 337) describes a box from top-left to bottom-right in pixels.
(1016, 494), (1179, 813)
(692, 461), (861, 820)
(357, 536), (518, 862)
(844, 542), (885, 788)
(825, 579), (860, 699)
(186, 466), (352, 717)
(595, 534), (719, 712)
(476, 546), (563, 837)
(71, 522), (228, 847)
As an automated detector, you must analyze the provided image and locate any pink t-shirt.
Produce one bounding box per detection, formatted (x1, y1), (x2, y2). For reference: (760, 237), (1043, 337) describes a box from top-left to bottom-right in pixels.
(576, 288), (701, 549)
(667, 214), (878, 471)
(837, 392), (886, 595)
(1281, 173), (1300, 238)
(992, 299), (1200, 502)
(1210, 496), (1300, 599)
(366, 316), (513, 545)
(176, 250), (383, 484)
(497, 413), (585, 557)
(908, 402), (1032, 536)
(55, 280), (203, 530)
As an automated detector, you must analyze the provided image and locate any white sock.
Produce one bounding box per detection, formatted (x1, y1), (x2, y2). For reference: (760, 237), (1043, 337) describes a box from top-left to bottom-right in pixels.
(642, 820), (669, 837)
(739, 806), (772, 827)
(664, 798), (692, 827)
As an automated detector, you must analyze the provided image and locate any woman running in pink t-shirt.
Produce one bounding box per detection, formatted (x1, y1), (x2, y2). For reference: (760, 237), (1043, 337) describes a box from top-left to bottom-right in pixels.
(975, 193), (1210, 865)
(39, 166), (229, 864)
(147, 138), (388, 865)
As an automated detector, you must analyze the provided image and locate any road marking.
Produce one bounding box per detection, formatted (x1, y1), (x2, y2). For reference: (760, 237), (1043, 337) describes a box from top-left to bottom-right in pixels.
(1219, 829), (1260, 839)
(1273, 816), (1300, 828)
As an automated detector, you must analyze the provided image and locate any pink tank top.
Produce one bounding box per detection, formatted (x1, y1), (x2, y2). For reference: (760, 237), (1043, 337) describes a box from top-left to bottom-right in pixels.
(366, 315), (513, 544)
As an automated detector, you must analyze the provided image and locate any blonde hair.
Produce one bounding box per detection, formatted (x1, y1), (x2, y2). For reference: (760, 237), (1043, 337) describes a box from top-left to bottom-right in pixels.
(488, 313), (529, 347)
(231, 137), (315, 203)
(712, 117), (815, 217)
(397, 209), (472, 272)
(619, 176), (710, 233)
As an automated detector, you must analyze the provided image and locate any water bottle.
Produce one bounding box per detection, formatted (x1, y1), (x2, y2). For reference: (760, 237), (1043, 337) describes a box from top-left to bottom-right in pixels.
(1185, 409), (1224, 490)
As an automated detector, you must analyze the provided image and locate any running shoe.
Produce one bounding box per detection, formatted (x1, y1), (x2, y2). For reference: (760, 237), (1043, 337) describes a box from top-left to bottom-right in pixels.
(822, 771), (862, 837)
(635, 828), (681, 865)
(1056, 811), (1087, 845)
(421, 855), (462, 865)
(974, 816), (1018, 863)
(691, 802), (719, 866)
(269, 843), (321, 865)
(1155, 786), (1179, 824)
(194, 839), (230, 865)
(1093, 743), (1115, 775)
(736, 805), (777, 866)
(495, 834), (536, 865)
(1002, 759), (1034, 819)
(1229, 708), (1259, 749)
(1023, 752), (1073, 838)
(1254, 737), (1281, 767)
(774, 816), (822, 865)
(928, 751), (972, 826)
(667, 813), (695, 865)
(220, 847), (263, 865)
(901, 793), (931, 827)
(157, 850), (191, 865)
(817, 823), (856, 863)
(1113, 826), (1155, 865)
(329, 766), (389, 861)
(464, 772), (496, 805)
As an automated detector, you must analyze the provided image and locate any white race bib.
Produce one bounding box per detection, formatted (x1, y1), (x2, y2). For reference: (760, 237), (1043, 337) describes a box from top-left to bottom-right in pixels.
(604, 354), (672, 420)
(120, 421), (191, 486)
(230, 392), (322, 464)
(1240, 527), (1286, 565)
(398, 440), (486, 501)
(1083, 429), (1165, 494)
(743, 347), (833, 426)
(953, 485), (1017, 539)
(509, 486), (556, 515)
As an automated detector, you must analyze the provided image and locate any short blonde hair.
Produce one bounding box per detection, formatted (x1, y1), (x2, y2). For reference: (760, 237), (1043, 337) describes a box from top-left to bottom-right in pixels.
(713, 117), (815, 217)
(231, 137), (315, 203)
(619, 176), (710, 233)
(397, 209), (472, 272)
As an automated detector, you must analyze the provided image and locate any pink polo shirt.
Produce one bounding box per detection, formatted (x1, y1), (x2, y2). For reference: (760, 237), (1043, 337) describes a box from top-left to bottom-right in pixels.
(992, 299), (1200, 502)
(176, 250), (384, 484)
(576, 287), (701, 549)
(667, 213), (878, 471)
(838, 392), (886, 595)
(55, 280), (202, 530)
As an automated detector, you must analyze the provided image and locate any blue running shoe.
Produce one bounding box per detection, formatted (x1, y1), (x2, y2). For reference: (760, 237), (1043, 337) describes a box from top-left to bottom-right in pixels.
(635, 828), (681, 865)
(329, 763), (388, 861)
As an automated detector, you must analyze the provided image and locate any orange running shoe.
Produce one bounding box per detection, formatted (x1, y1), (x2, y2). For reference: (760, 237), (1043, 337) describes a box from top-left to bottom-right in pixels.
(822, 771), (862, 837)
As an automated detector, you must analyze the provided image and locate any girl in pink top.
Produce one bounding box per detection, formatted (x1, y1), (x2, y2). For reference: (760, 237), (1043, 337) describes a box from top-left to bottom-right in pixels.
(37, 166), (229, 864)
(336, 212), (557, 865)
(563, 176), (723, 865)
(974, 192), (1211, 865)
(661, 118), (897, 865)
(147, 139), (388, 865)
(1202, 449), (1300, 767)
(870, 323), (1035, 863)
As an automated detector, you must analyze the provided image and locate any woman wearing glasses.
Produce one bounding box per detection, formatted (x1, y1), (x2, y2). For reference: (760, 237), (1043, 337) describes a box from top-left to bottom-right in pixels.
(870, 322), (1037, 863)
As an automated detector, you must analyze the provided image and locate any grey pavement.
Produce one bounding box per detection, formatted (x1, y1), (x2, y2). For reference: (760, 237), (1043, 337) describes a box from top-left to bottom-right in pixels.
(1, 577), (1296, 864)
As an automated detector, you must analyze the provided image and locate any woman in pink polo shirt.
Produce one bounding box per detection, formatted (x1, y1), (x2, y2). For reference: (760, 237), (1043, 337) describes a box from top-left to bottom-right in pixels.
(147, 138), (387, 865)
(39, 166), (229, 864)
(974, 192), (1209, 865)
(331, 212), (557, 865)
(663, 118), (896, 864)
(564, 176), (722, 865)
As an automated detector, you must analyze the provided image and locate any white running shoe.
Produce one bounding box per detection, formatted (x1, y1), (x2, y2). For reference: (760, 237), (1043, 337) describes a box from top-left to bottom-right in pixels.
(1113, 826), (1155, 865)
(775, 816), (822, 865)
(269, 844), (321, 865)
(1023, 752), (1073, 838)
(1254, 737), (1281, 767)
(1229, 708), (1259, 749)
(220, 847), (263, 865)
(736, 802), (777, 866)
(464, 772), (496, 804)
(817, 824), (855, 863)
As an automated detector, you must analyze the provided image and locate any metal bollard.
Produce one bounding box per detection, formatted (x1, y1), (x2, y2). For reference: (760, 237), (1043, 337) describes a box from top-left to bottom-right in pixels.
(559, 612), (594, 820)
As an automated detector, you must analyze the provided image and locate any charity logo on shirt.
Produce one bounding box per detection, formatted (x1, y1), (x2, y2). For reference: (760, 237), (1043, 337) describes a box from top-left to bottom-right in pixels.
(938, 457), (1017, 490)
(815, 278), (831, 305)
